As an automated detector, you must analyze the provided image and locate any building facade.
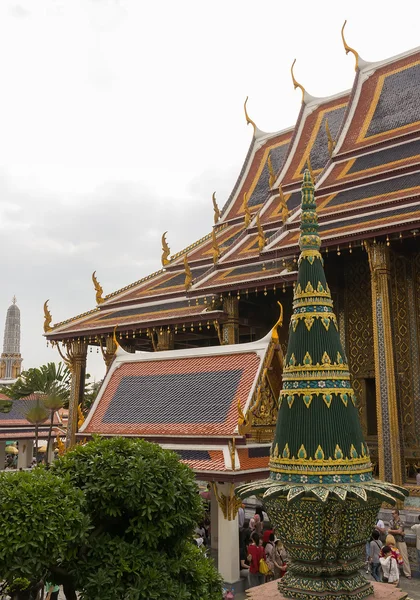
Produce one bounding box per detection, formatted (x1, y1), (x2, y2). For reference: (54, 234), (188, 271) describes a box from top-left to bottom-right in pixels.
(45, 41), (420, 488)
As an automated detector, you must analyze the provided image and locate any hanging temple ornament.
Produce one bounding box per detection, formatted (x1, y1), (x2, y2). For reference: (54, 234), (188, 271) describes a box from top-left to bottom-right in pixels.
(43, 300), (53, 333)
(161, 231), (171, 267)
(243, 192), (252, 228)
(212, 192), (221, 224)
(92, 271), (104, 305)
(290, 59), (305, 103)
(256, 214), (266, 253)
(341, 20), (359, 71)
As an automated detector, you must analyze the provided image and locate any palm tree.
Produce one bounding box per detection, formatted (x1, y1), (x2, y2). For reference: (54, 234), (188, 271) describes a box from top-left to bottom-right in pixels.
(6, 363), (71, 463)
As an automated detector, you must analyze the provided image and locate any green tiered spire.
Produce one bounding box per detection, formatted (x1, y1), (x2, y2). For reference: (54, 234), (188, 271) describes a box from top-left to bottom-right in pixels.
(237, 171), (407, 504)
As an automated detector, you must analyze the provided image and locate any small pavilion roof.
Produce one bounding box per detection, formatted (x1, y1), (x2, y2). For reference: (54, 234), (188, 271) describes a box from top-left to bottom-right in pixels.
(80, 333), (272, 440)
(0, 395), (63, 440)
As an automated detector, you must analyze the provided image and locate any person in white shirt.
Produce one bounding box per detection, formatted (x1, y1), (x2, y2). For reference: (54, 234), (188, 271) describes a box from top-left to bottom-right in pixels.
(411, 514), (420, 571)
(375, 518), (386, 543)
(379, 545), (399, 585)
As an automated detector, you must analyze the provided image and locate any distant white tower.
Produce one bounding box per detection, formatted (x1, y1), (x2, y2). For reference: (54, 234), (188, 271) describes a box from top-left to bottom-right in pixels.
(0, 297), (23, 382)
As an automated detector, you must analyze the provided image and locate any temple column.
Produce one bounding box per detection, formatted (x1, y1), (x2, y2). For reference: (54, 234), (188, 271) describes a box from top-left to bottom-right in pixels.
(0, 441), (5, 470)
(366, 242), (403, 484)
(210, 484), (219, 550)
(222, 297), (239, 345)
(18, 440), (33, 469)
(66, 340), (88, 448)
(156, 329), (175, 351)
(212, 482), (240, 584)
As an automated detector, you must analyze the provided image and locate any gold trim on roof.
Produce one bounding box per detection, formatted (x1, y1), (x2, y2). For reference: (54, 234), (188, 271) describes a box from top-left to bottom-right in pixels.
(92, 271), (104, 305)
(212, 192), (221, 224)
(267, 153), (276, 188)
(325, 118), (336, 157)
(161, 232), (171, 266)
(244, 96), (257, 134)
(184, 254), (193, 290)
(243, 192), (252, 228)
(43, 300), (53, 333)
(291, 59), (305, 103)
(341, 20), (359, 71)
(256, 214), (266, 253)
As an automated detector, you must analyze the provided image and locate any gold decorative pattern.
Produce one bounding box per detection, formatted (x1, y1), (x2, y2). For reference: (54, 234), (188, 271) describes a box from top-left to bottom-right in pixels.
(211, 229), (220, 265)
(290, 58), (305, 102)
(212, 192), (221, 224)
(161, 231), (171, 266)
(325, 118), (336, 157)
(243, 192), (252, 228)
(211, 482), (242, 521)
(341, 20), (359, 71)
(92, 271), (105, 305)
(244, 96), (257, 134)
(43, 300), (53, 333)
(183, 254), (193, 290)
(256, 214), (266, 253)
(268, 153), (276, 188)
(279, 184), (289, 224)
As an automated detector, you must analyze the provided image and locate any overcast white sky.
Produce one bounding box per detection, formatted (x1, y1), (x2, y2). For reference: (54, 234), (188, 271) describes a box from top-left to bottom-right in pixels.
(0, 0), (418, 381)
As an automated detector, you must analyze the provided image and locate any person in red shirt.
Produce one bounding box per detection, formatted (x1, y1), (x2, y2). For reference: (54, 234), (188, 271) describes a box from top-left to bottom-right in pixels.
(247, 532), (265, 587)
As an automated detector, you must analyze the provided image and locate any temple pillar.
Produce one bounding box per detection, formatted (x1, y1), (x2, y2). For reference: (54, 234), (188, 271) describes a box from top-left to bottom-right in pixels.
(0, 441), (5, 470)
(210, 484), (219, 550)
(18, 440), (33, 469)
(156, 329), (174, 351)
(366, 242), (403, 484)
(212, 482), (240, 584)
(66, 340), (87, 448)
(222, 297), (239, 345)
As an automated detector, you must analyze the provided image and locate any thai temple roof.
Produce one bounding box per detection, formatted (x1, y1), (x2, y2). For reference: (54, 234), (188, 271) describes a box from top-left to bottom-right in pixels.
(79, 331), (281, 478)
(45, 42), (420, 341)
(0, 394), (63, 440)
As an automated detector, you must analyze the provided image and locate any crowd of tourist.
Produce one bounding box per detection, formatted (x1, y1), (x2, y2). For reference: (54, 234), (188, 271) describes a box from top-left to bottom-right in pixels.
(367, 510), (420, 584)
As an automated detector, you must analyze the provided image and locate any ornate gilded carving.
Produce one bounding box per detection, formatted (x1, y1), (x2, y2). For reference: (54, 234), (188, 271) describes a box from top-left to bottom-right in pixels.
(267, 153), (276, 188)
(243, 192), (252, 228)
(43, 300), (53, 333)
(243, 96), (257, 134)
(237, 397), (252, 435)
(100, 335), (117, 370)
(211, 482), (242, 521)
(213, 320), (223, 345)
(183, 254), (192, 290)
(161, 232), (171, 266)
(212, 192), (221, 224)
(256, 214), (266, 253)
(325, 118), (336, 157)
(279, 185), (289, 224)
(341, 20), (359, 71)
(92, 271), (104, 305)
(290, 59), (305, 103)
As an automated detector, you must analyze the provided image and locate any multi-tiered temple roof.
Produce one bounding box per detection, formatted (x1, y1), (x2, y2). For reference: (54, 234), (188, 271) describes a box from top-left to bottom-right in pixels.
(45, 42), (420, 346)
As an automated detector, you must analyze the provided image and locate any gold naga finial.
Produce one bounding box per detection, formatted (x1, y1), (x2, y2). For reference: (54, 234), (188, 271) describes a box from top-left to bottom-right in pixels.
(306, 156), (314, 182)
(243, 192), (252, 228)
(161, 231), (171, 266)
(267, 153), (276, 188)
(212, 229), (220, 265)
(256, 214), (266, 253)
(43, 300), (53, 333)
(212, 192), (221, 225)
(271, 301), (284, 344)
(291, 59), (305, 103)
(244, 96), (257, 134)
(92, 271), (104, 305)
(237, 398), (252, 435)
(279, 184), (289, 224)
(112, 324), (120, 349)
(184, 254), (193, 290)
(341, 20), (359, 71)
(325, 118), (336, 157)
(77, 404), (85, 429)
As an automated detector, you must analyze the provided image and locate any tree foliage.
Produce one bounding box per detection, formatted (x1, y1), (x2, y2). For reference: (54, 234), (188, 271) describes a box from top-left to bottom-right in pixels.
(0, 437), (223, 600)
(0, 469), (89, 599)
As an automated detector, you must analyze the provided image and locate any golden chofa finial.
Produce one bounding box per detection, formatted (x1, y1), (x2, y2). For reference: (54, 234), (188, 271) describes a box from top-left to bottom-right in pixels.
(267, 153), (276, 188)
(212, 229), (220, 265)
(271, 301), (284, 344)
(212, 192), (221, 225)
(256, 214), (266, 253)
(291, 59), (305, 103)
(244, 96), (257, 134)
(43, 300), (53, 333)
(184, 254), (193, 290)
(306, 156), (314, 182)
(112, 324), (120, 349)
(341, 20), (359, 71)
(243, 192), (252, 228)
(325, 118), (336, 157)
(279, 184), (289, 224)
(161, 232), (171, 267)
(92, 271), (104, 305)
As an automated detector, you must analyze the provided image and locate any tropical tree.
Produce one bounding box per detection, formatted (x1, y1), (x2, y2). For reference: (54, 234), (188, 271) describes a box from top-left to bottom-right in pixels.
(5, 363), (70, 462)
